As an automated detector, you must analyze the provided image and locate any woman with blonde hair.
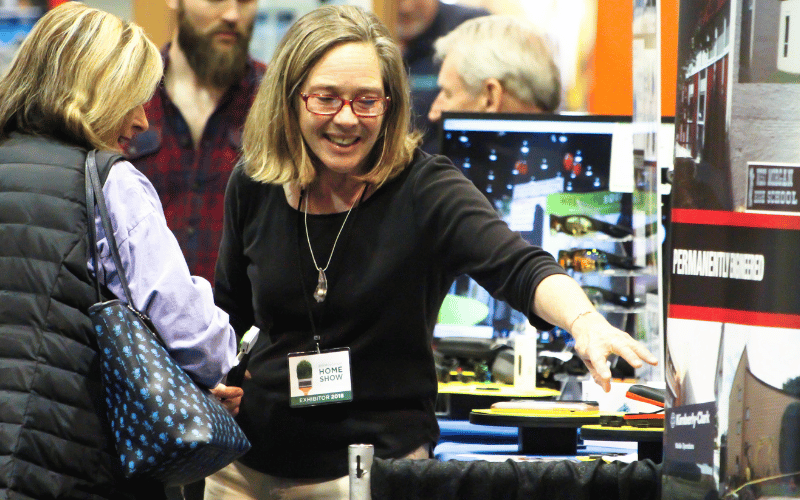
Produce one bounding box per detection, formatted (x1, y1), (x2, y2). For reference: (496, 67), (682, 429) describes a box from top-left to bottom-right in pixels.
(210, 5), (656, 499)
(0, 3), (241, 499)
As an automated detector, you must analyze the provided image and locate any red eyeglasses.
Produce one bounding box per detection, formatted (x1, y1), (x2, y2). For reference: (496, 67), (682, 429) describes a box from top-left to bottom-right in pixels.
(299, 93), (390, 117)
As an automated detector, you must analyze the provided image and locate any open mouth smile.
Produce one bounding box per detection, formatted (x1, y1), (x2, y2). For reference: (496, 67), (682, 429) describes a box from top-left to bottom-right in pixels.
(326, 135), (360, 147)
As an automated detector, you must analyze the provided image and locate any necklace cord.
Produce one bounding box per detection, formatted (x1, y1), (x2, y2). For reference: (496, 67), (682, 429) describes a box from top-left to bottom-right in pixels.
(296, 183), (368, 343)
(304, 183), (367, 272)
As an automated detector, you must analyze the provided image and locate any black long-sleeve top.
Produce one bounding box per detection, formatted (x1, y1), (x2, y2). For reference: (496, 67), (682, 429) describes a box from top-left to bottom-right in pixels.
(214, 150), (567, 478)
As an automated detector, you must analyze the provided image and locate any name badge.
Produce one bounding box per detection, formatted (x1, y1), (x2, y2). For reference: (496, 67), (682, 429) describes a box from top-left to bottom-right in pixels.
(288, 348), (353, 407)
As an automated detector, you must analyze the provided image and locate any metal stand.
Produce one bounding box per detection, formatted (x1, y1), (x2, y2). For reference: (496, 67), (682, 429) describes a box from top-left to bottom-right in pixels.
(349, 444), (373, 500)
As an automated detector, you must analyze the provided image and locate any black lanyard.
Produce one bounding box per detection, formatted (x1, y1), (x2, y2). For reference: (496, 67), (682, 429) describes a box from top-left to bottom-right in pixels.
(295, 187), (367, 352)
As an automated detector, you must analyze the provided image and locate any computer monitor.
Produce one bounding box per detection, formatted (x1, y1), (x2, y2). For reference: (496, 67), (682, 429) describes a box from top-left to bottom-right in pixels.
(434, 112), (635, 340)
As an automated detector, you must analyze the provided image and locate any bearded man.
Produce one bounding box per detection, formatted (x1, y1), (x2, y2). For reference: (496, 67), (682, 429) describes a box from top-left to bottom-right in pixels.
(125, 0), (265, 283)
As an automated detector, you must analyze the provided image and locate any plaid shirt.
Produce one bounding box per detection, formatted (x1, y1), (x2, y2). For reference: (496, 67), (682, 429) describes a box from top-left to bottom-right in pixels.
(125, 48), (265, 284)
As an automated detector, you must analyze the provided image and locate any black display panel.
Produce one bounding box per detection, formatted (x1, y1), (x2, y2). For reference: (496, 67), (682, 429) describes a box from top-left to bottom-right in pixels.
(435, 112), (634, 340)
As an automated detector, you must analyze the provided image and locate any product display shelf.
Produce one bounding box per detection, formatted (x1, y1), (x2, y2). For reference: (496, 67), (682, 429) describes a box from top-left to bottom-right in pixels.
(437, 382), (559, 420)
(468, 407), (604, 456)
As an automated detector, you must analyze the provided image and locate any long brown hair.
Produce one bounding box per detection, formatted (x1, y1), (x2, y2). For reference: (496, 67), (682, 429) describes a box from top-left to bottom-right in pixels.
(242, 5), (421, 188)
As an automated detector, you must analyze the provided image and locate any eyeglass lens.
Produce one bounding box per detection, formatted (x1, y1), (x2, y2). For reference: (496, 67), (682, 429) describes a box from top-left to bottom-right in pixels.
(303, 94), (386, 117)
(551, 214), (633, 238)
(558, 249), (608, 272)
(564, 216), (594, 236)
(550, 215), (597, 236)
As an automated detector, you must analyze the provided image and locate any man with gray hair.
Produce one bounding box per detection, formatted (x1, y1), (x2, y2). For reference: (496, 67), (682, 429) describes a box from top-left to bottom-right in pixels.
(428, 15), (561, 123)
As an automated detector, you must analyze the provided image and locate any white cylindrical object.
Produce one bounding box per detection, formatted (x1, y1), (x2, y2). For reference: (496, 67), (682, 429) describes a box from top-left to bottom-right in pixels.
(514, 331), (537, 391)
(349, 443), (373, 500)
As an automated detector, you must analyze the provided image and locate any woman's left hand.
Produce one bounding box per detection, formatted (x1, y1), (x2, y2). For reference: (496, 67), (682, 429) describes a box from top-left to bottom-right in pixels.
(210, 383), (244, 416)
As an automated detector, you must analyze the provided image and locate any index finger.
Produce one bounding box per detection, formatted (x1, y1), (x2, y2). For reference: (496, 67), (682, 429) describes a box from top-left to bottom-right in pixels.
(617, 341), (659, 368)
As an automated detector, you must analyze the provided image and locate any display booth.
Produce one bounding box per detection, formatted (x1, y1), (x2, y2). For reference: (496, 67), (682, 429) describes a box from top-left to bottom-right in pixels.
(663, 0), (800, 499)
(31, 1), (800, 498)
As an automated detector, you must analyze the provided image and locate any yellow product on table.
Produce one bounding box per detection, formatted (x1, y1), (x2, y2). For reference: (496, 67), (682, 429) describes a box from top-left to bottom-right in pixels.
(487, 400), (600, 417)
(437, 381), (560, 399)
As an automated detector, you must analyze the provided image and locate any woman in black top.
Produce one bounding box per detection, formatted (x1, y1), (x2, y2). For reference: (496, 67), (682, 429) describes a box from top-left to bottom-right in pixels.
(208, 5), (657, 499)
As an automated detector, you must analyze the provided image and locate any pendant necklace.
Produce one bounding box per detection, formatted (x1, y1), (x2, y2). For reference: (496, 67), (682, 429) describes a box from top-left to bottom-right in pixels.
(304, 183), (366, 303)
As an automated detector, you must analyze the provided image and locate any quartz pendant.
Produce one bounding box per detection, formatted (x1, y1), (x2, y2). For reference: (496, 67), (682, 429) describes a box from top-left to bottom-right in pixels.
(313, 269), (328, 303)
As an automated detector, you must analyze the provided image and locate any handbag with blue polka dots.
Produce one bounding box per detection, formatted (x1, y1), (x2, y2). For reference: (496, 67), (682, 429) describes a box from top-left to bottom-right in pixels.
(84, 150), (250, 485)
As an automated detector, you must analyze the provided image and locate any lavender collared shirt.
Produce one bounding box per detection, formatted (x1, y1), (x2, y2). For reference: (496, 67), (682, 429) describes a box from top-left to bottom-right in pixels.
(88, 160), (238, 388)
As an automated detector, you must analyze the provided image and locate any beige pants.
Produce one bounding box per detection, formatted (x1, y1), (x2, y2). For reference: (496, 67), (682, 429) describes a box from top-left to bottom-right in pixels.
(204, 444), (430, 500)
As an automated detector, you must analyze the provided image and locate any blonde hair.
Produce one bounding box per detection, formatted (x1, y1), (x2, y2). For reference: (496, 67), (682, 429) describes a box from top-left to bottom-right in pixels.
(242, 5), (421, 188)
(434, 15), (561, 113)
(0, 2), (163, 151)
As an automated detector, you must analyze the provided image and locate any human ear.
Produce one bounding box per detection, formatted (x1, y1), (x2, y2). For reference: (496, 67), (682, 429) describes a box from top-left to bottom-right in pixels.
(481, 78), (504, 113)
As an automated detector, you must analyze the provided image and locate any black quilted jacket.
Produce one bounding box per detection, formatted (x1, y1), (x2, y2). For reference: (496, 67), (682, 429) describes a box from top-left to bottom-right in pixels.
(0, 134), (161, 500)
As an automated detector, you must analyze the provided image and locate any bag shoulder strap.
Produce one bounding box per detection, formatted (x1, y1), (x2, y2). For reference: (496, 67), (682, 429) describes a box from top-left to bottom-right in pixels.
(85, 150), (135, 308)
